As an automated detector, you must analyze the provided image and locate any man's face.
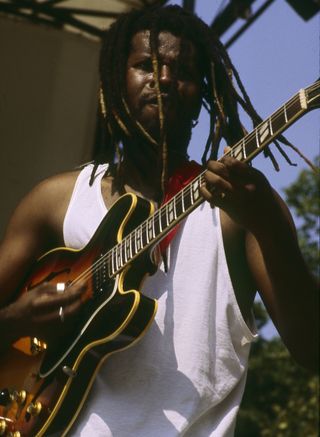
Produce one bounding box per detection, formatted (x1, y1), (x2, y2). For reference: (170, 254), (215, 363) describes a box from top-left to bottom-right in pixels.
(126, 30), (202, 140)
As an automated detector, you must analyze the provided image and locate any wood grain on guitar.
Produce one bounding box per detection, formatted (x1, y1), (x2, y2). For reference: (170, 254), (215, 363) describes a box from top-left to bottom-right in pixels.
(0, 80), (318, 437)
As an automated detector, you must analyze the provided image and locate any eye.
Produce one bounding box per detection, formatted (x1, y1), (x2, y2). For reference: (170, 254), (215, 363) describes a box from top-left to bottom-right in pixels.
(135, 59), (153, 72)
(177, 66), (196, 80)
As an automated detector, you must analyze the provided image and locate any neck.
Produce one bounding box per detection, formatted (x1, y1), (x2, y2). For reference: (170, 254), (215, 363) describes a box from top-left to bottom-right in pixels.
(119, 137), (189, 201)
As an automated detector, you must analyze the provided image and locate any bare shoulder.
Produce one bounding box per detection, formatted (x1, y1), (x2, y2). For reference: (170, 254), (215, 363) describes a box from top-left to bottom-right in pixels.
(27, 170), (81, 206)
(0, 170), (81, 306)
(10, 170), (81, 243)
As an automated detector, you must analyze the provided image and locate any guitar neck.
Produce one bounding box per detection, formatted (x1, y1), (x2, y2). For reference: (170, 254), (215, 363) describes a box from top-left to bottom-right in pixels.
(108, 82), (319, 277)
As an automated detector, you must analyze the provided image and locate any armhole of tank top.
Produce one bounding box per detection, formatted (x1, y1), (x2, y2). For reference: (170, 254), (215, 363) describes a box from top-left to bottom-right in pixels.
(95, 164), (109, 214)
(216, 208), (258, 344)
(62, 166), (89, 246)
(63, 163), (109, 246)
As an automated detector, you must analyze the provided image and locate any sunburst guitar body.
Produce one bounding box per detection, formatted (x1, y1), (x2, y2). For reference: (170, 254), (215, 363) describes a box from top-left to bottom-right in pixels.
(0, 193), (158, 437)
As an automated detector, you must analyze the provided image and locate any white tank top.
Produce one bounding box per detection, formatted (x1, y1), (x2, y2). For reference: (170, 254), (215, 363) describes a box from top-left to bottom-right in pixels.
(63, 164), (257, 437)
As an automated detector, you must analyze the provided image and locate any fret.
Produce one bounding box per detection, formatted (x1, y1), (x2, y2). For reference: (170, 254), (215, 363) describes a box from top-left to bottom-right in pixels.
(287, 98), (301, 120)
(147, 217), (155, 242)
(145, 222), (149, 244)
(257, 121), (270, 145)
(142, 227), (148, 247)
(114, 246), (119, 271)
(154, 210), (161, 235)
(125, 234), (132, 262)
(107, 257), (112, 278)
(181, 187), (186, 213)
(121, 244), (125, 265)
(131, 232), (136, 258)
(273, 109), (286, 132)
(242, 138), (247, 159)
(245, 135), (258, 157)
(164, 203), (169, 226)
(117, 245), (123, 270)
(173, 196), (178, 219)
(231, 143), (245, 161)
(136, 226), (142, 252)
(183, 187), (192, 211)
(191, 178), (201, 202)
(175, 194), (184, 217)
(111, 247), (116, 274)
(167, 201), (175, 224)
(160, 208), (167, 232)
(134, 228), (138, 254)
(255, 128), (260, 148)
(268, 116), (273, 136)
(120, 241), (126, 264)
(283, 103), (288, 123)
(121, 243), (126, 265)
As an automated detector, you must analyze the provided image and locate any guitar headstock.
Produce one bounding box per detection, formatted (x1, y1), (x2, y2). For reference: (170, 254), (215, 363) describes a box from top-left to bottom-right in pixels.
(305, 79), (320, 110)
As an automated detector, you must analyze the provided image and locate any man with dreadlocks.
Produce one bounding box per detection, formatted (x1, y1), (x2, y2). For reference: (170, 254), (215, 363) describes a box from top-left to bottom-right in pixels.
(0, 5), (318, 437)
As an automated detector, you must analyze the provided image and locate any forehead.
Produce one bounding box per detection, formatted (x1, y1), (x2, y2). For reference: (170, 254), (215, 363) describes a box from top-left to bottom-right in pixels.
(128, 30), (199, 62)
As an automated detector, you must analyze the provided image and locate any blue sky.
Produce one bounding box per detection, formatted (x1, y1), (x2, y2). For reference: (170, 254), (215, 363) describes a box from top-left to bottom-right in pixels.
(168, 0), (319, 338)
(168, 0), (319, 192)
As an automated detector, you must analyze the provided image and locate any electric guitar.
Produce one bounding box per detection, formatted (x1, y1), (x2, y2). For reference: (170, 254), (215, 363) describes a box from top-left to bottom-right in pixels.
(0, 80), (319, 437)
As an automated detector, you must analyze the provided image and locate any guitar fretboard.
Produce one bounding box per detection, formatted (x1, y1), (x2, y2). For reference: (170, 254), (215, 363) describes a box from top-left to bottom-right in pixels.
(109, 172), (205, 276)
(92, 81), (317, 278)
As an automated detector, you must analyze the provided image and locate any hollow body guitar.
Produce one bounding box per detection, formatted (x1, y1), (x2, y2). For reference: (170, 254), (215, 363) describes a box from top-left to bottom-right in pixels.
(0, 194), (158, 437)
(0, 80), (319, 437)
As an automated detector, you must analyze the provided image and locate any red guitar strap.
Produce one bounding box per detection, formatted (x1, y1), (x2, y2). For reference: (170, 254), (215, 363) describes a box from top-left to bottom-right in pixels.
(159, 160), (202, 256)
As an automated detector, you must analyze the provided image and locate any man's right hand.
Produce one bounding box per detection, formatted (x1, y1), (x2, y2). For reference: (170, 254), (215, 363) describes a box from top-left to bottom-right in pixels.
(1, 282), (86, 348)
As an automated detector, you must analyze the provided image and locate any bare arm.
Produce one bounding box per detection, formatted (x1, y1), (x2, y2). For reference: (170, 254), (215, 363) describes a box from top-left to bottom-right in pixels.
(201, 157), (318, 371)
(0, 172), (85, 350)
(244, 195), (318, 370)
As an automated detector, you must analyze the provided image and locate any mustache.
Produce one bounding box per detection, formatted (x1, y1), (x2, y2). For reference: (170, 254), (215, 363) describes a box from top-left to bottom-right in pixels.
(141, 91), (178, 106)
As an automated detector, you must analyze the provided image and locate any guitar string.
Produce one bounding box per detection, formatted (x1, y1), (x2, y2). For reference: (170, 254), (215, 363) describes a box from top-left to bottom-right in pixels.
(67, 86), (318, 290)
(84, 90), (303, 271)
(68, 90), (306, 290)
(67, 91), (306, 289)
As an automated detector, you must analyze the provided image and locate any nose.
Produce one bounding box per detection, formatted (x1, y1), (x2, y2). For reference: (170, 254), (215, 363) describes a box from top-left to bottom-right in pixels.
(159, 64), (173, 89)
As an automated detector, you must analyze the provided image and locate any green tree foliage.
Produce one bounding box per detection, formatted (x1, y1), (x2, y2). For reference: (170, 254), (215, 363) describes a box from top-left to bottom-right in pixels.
(236, 327), (319, 436)
(284, 156), (320, 277)
(236, 159), (319, 436)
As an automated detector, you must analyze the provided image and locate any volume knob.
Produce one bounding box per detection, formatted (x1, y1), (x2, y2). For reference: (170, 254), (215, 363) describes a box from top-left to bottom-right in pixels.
(0, 419), (7, 435)
(13, 390), (26, 405)
(27, 401), (42, 416)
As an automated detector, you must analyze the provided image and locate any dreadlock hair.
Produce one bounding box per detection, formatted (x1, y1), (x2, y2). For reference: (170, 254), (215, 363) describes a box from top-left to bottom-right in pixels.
(93, 4), (303, 195)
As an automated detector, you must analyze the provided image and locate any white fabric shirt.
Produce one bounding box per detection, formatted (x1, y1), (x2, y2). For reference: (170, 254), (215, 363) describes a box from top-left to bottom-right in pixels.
(63, 164), (258, 437)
